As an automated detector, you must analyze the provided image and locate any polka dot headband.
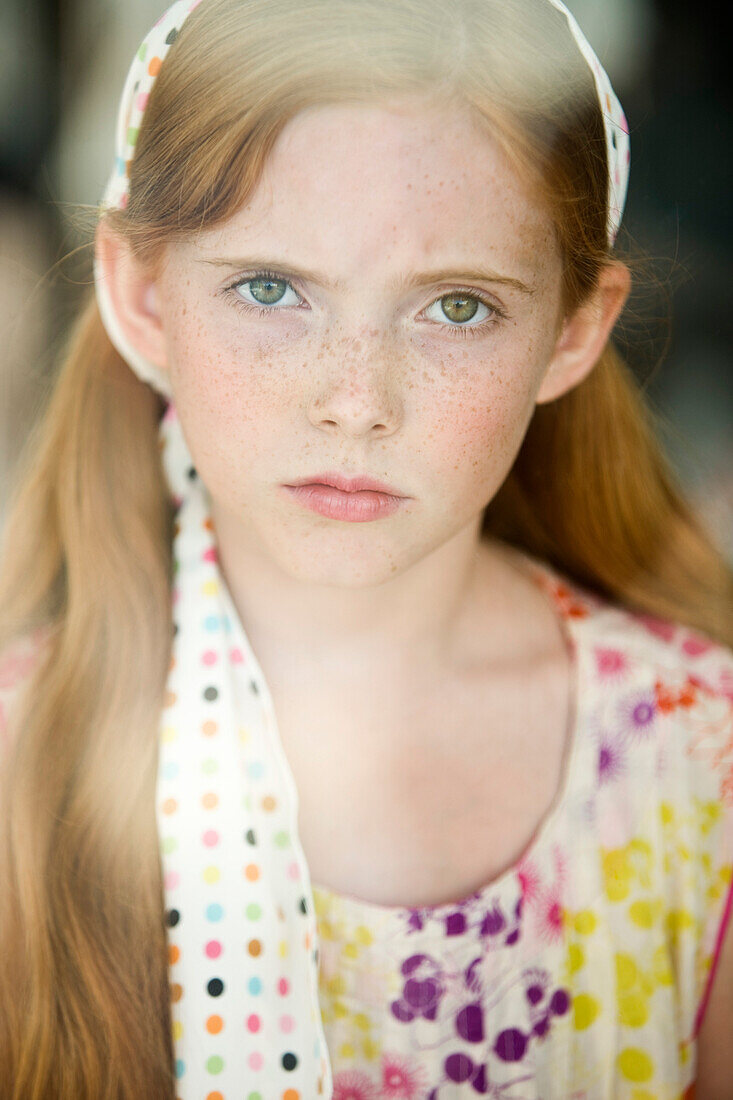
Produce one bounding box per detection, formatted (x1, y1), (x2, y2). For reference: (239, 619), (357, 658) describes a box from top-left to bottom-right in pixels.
(94, 0), (631, 400)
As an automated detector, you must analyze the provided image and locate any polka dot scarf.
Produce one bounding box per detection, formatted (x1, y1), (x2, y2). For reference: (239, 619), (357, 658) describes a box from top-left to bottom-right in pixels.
(155, 402), (331, 1098)
(92, 2), (631, 1097)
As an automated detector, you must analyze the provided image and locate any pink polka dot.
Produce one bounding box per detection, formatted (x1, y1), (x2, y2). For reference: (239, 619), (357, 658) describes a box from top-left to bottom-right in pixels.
(202, 650), (218, 666)
(278, 978), (290, 996)
(248, 1052), (264, 1071)
(205, 940), (222, 959)
(247, 1013), (261, 1032)
(137, 92), (150, 111)
(202, 547), (218, 563)
(230, 648), (244, 663)
(287, 860), (301, 880)
(279, 1015), (294, 1033)
(165, 871), (180, 890)
(172, 587), (181, 605)
(203, 829), (219, 847)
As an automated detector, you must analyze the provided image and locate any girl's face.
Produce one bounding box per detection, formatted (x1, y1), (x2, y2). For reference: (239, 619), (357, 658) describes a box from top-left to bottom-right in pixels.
(133, 100), (623, 587)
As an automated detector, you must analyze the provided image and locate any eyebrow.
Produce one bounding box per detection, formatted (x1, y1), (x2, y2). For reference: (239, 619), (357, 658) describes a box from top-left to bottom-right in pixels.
(200, 256), (536, 296)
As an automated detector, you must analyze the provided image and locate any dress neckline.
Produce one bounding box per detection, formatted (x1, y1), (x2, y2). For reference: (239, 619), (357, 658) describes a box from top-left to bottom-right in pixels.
(306, 546), (601, 923)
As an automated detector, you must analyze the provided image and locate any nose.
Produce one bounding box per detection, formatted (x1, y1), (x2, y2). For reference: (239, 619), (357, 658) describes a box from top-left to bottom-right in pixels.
(306, 329), (403, 438)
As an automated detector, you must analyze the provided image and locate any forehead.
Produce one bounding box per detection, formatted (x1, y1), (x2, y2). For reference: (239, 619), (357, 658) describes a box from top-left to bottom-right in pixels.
(184, 99), (561, 287)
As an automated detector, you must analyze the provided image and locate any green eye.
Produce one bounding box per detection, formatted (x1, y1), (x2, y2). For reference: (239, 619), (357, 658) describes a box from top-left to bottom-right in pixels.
(246, 276), (291, 306)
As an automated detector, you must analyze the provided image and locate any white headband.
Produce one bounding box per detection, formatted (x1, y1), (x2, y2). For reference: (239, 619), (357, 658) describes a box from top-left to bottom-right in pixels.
(94, 0), (630, 401)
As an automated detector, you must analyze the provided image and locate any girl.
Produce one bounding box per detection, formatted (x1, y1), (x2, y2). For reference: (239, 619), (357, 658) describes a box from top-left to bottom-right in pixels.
(0, 0), (731, 1097)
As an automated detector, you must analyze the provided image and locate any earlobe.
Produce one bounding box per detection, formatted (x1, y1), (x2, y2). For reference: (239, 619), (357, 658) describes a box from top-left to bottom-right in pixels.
(535, 262), (631, 406)
(94, 221), (169, 371)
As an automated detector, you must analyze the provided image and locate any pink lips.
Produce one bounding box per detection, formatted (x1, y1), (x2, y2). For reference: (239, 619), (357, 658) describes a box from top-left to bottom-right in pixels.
(283, 472), (408, 523)
(287, 471), (404, 495)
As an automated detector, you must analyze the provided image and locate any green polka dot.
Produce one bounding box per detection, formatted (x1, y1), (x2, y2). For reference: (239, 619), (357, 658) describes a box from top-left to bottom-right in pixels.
(247, 1093), (262, 1100)
(246, 902), (262, 920)
(137, 43), (148, 61)
(202, 757), (219, 774)
(274, 830), (290, 849)
(206, 1054), (224, 1074)
(162, 837), (178, 854)
(127, 127), (139, 146)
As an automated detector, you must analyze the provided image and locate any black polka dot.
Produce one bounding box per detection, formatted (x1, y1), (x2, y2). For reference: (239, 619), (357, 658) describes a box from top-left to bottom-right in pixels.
(282, 1052), (298, 1071)
(166, 908), (180, 928)
(166, 27), (179, 45)
(245, 828), (257, 845)
(250, 680), (259, 695)
(204, 686), (218, 702)
(187, 466), (197, 480)
(611, 131), (617, 149)
(173, 622), (179, 637)
(298, 897), (308, 915)
(207, 978), (224, 996)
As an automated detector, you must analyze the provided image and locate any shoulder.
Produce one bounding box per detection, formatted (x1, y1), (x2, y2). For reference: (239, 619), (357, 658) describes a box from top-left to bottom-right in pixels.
(0, 626), (54, 755)
(573, 588), (733, 1090)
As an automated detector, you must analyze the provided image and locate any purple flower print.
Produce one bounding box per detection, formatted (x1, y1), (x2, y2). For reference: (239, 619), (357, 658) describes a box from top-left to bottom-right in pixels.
(597, 733), (626, 784)
(391, 953), (445, 1022)
(617, 691), (657, 742)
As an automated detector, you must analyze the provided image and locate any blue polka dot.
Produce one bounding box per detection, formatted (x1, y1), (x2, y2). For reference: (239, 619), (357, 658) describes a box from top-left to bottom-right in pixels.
(247, 761), (265, 780)
(204, 615), (221, 632)
(175, 1059), (185, 1078)
(207, 903), (223, 922)
(248, 976), (262, 995)
(163, 761), (180, 780)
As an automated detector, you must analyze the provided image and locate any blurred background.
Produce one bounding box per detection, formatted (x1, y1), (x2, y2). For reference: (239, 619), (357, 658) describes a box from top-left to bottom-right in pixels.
(0, 0), (731, 559)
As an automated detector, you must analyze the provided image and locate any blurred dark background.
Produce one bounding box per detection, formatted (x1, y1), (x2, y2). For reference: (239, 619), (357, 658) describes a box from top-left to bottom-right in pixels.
(1, 0), (731, 558)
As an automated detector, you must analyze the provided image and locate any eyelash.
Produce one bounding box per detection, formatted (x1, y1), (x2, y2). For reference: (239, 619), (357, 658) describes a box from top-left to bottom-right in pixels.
(222, 268), (508, 339)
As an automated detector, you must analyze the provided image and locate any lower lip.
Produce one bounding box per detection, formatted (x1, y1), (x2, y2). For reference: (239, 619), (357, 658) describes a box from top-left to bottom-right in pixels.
(284, 484), (405, 522)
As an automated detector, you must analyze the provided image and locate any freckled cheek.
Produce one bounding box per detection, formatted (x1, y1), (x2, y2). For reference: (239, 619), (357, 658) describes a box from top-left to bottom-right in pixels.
(424, 375), (534, 483)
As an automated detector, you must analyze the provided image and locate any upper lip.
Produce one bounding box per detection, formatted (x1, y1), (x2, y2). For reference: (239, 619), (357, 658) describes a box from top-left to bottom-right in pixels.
(286, 471), (407, 496)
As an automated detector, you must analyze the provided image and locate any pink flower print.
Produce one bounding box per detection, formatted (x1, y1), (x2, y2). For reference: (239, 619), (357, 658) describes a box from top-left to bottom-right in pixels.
(636, 613), (677, 643)
(617, 692), (657, 742)
(332, 1069), (380, 1100)
(594, 646), (630, 680)
(536, 889), (565, 944)
(516, 859), (541, 905)
(681, 632), (714, 658)
(381, 1051), (429, 1098)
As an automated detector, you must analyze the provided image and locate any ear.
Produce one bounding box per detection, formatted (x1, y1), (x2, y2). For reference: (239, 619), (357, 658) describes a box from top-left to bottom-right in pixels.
(95, 219), (169, 370)
(535, 261), (631, 405)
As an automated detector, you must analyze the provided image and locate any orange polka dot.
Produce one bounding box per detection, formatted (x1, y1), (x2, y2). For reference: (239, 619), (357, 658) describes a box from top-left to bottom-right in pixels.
(170, 983), (183, 1002)
(202, 792), (219, 810)
(305, 930), (311, 950)
(206, 1093), (224, 1100)
(283, 1090), (300, 1100)
(204, 518), (214, 531)
(148, 56), (163, 76)
(162, 798), (178, 815)
(164, 691), (177, 708)
(262, 795), (277, 812)
(244, 863), (260, 882)
(206, 1015), (224, 1034)
(248, 939), (262, 957)
(202, 720), (218, 736)
(173, 522), (181, 537)
(169, 945), (180, 965)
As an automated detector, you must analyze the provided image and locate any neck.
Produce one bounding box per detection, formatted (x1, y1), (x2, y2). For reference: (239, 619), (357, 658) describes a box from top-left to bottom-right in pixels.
(210, 505), (496, 684)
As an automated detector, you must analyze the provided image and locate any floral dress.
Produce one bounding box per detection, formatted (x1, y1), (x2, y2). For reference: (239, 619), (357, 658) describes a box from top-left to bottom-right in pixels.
(308, 557), (733, 1100)
(1, 555), (732, 1099)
